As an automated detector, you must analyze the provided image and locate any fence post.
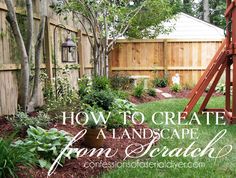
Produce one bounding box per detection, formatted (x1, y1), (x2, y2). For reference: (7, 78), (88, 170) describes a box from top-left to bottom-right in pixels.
(163, 39), (168, 76)
(44, 17), (53, 83)
(77, 29), (84, 77)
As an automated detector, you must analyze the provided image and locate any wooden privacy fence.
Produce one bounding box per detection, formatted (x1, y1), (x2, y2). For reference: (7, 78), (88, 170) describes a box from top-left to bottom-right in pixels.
(109, 39), (223, 87)
(0, 0), (93, 116)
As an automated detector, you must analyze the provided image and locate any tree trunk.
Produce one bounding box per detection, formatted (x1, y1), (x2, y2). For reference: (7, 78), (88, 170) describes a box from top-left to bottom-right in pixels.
(203, 0), (210, 22)
(25, 0), (33, 56)
(5, 0), (30, 112)
(28, 0), (46, 112)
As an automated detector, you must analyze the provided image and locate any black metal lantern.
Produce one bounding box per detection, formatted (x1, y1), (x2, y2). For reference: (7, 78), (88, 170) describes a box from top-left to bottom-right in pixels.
(61, 37), (77, 62)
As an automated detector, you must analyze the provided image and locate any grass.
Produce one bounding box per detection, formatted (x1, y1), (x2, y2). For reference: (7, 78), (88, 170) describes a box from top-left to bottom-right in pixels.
(101, 97), (236, 178)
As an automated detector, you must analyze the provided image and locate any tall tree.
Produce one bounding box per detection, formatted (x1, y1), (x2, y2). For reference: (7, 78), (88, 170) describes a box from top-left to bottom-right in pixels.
(53, 0), (179, 76)
(182, 0), (196, 16)
(203, 0), (210, 22)
(4, 0), (46, 112)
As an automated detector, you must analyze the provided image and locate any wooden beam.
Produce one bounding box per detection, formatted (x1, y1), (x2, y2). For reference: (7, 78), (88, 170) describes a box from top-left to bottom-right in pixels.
(116, 39), (224, 43)
(163, 39), (168, 75)
(44, 17), (53, 83)
(78, 29), (84, 77)
(110, 66), (207, 71)
(0, 64), (46, 71)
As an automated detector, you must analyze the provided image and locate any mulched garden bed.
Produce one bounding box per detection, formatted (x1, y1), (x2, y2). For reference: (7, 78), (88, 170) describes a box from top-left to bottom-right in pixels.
(0, 117), (156, 178)
(129, 87), (223, 104)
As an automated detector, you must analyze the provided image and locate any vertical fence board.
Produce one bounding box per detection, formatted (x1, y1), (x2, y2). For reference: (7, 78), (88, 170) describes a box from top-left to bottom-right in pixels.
(109, 39), (223, 86)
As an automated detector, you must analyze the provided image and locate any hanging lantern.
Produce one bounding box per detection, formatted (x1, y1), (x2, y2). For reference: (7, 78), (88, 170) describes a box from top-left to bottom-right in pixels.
(61, 37), (77, 62)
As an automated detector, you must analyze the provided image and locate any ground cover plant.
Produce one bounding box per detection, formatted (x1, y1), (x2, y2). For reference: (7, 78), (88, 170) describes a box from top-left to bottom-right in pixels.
(0, 137), (37, 178)
(14, 126), (74, 169)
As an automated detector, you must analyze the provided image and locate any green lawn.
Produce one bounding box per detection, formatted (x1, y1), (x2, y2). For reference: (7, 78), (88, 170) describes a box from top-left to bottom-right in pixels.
(101, 97), (236, 178)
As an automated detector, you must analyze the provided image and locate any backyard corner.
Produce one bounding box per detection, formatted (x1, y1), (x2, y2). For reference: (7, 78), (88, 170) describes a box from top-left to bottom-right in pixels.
(0, 0), (236, 178)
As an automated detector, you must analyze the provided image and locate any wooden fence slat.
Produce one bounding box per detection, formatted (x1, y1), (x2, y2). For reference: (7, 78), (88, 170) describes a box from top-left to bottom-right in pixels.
(109, 40), (223, 85)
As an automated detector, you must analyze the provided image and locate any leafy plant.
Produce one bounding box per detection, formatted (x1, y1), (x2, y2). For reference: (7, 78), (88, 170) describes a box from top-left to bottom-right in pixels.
(14, 126), (75, 169)
(0, 137), (37, 178)
(78, 76), (91, 97)
(215, 83), (226, 94)
(84, 109), (106, 129)
(82, 90), (115, 111)
(153, 77), (168, 88)
(133, 82), (144, 98)
(171, 84), (182, 92)
(109, 74), (132, 90)
(92, 76), (110, 91)
(43, 66), (78, 111)
(7, 111), (50, 131)
(107, 112), (131, 129)
(106, 99), (136, 129)
(112, 90), (129, 100)
(112, 99), (136, 114)
(147, 88), (157, 97)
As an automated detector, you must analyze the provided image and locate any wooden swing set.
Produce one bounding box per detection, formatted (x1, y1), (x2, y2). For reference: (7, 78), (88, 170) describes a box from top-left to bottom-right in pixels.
(182, 0), (236, 124)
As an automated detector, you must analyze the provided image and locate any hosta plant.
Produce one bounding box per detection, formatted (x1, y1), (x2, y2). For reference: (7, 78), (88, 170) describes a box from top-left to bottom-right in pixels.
(14, 126), (75, 169)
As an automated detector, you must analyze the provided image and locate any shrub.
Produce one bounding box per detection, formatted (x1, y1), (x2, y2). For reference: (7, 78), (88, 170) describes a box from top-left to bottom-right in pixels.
(14, 126), (75, 169)
(84, 109), (107, 129)
(147, 88), (157, 97)
(78, 76), (91, 97)
(107, 113), (131, 129)
(0, 137), (37, 178)
(133, 82), (144, 98)
(92, 76), (110, 91)
(43, 66), (78, 111)
(109, 74), (132, 90)
(112, 99), (137, 113)
(153, 77), (168, 88)
(7, 111), (50, 131)
(112, 90), (129, 100)
(171, 84), (182, 92)
(82, 90), (115, 110)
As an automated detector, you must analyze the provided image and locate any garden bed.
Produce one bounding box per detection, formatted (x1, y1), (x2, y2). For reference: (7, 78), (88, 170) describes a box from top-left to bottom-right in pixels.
(129, 87), (223, 104)
(0, 117), (155, 178)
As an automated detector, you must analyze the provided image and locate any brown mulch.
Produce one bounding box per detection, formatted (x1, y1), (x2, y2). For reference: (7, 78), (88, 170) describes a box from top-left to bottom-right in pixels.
(0, 116), (14, 137)
(16, 123), (156, 178)
(129, 87), (223, 104)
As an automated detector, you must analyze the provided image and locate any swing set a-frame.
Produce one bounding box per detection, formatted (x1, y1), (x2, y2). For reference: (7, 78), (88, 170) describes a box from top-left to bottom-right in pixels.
(182, 0), (236, 124)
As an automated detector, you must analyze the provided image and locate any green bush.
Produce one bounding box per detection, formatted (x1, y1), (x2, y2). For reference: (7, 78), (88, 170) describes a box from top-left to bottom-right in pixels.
(112, 99), (136, 113)
(171, 84), (182, 92)
(14, 126), (75, 170)
(133, 82), (144, 98)
(107, 113), (132, 129)
(92, 76), (110, 91)
(147, 88), (157, 97)
(78, 76), (91, 97)
(82, 90), (115, 111)
(153, 77), (168, 88)
(0, 137), (37, 178)
(109, 74), (132, 90)
(7, 111), (50, 131)
(43, 66), (78, 111)
(112, 90), (129, 100)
